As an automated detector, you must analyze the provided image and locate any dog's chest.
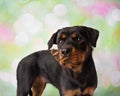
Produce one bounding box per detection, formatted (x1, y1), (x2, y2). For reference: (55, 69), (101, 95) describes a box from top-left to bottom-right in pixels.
(72, 72), (88, 87)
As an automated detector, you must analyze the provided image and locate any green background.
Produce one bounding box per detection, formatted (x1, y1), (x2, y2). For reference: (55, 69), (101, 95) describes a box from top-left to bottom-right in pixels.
(0, 0), (120, 96)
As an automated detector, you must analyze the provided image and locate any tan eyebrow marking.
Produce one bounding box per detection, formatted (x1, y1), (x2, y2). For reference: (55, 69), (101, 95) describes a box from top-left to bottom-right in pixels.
(72, 33), (77, 39)
(61, 34), (66, 39)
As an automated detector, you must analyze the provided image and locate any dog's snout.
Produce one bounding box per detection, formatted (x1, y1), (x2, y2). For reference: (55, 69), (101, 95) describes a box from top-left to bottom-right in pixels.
(61, 48), (71, 56)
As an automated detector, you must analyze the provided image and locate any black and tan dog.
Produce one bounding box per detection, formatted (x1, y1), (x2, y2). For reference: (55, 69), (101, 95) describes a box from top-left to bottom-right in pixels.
(17, 26), (99, 96)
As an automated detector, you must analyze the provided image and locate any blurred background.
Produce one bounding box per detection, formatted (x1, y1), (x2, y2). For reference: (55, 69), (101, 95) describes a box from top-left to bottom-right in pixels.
(0, 0), (120, 96)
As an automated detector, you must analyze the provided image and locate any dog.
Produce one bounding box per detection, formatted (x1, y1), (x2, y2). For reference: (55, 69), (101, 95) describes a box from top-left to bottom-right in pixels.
(17, 26), (99, 96)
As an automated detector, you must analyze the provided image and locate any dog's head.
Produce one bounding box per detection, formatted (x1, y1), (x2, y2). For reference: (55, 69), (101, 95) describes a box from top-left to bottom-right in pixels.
(48, 26), (99, 72)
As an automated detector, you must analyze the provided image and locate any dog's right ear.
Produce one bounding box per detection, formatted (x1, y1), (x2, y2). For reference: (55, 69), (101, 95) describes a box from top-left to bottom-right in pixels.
(48, 32), (58, 49)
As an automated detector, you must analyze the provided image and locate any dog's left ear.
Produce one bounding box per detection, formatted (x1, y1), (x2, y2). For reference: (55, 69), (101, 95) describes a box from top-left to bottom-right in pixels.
(48, 32), (58, 49)
(83, 26), (99, 47)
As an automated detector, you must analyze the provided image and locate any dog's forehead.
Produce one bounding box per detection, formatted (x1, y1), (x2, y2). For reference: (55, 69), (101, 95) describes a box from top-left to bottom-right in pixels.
(57, 27), (83, 38)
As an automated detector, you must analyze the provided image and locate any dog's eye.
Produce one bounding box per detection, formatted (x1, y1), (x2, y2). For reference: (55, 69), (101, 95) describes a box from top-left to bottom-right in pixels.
(77, 37), (82, 41)
(77, 36), (84, 43)
(59, 40), (64, 45)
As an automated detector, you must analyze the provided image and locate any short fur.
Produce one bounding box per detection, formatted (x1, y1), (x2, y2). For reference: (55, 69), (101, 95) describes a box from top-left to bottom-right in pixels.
(17, 26), (99, 96)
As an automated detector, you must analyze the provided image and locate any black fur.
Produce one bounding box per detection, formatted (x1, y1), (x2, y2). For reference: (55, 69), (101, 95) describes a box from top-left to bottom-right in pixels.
(17, 26), (99, 96)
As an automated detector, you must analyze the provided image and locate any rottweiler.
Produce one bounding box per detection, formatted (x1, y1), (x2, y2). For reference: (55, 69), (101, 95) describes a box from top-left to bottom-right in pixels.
(17, 26), (99, 96)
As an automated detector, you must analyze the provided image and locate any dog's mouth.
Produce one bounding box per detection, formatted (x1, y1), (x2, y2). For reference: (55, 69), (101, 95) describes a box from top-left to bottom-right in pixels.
(51, 48), (87, 72)
(51, 48), (85, 65)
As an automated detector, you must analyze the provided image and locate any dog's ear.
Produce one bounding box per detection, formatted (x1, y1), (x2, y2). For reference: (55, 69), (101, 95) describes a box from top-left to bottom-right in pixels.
(48, 32), (58, 49)
(82, 26), (99, 47)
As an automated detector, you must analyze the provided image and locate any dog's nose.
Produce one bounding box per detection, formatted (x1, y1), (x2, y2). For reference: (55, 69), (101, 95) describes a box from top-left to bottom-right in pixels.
(61, 48), (71, 56)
